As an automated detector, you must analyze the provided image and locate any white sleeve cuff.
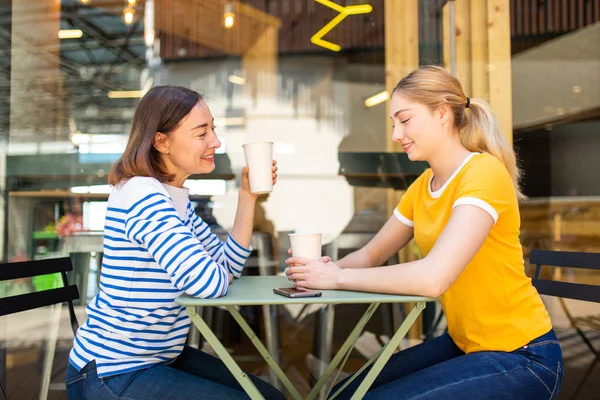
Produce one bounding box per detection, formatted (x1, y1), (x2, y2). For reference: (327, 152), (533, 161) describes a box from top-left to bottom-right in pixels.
(453, 197), (498, 223)
(393, 208), (414, 227)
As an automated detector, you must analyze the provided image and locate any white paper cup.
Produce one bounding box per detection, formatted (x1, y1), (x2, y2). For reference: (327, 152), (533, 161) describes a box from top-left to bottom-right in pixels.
(242, 142), (273, 194)
(289, 233), (322, 263)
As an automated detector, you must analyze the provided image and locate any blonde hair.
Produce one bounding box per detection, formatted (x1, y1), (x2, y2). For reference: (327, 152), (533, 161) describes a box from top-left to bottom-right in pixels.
(393, 65), (524, 199)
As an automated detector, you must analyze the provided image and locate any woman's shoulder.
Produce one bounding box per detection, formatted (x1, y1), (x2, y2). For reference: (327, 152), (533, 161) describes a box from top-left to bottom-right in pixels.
(109, 177), (169, 207)
(408, 168), (433, 191)
(467, 152), (505, 170)
(461, 153), (511, 181)
(115, 176), (165, 194)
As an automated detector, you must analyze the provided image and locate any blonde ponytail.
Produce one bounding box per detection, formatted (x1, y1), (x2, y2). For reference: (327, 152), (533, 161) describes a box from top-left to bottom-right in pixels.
(393, 66), (524, 199)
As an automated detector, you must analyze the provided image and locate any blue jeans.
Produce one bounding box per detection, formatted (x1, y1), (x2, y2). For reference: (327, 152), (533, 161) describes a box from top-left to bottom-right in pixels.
(65, 345), (285, 400)
(333, 329), (563, 400)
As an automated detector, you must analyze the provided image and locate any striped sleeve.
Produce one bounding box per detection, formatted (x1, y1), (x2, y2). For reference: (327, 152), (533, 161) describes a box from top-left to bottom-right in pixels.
(187, 204), (252, 279)
(124, 182), (229, 299)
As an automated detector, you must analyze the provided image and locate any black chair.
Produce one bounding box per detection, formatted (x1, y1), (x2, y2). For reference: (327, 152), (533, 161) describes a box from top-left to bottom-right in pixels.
(0, 257), (80, 400)
(530, 250), (600, 400)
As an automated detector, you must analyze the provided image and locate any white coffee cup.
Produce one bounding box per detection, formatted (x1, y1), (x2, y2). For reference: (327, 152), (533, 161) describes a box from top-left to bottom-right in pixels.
(289, 233), (322, 262)
(242, 142), (273, 194)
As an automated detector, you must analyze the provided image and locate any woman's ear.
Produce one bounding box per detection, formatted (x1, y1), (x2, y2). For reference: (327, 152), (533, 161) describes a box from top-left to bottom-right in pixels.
(153, 132), (170, 155)
(437, 104), (452, 125)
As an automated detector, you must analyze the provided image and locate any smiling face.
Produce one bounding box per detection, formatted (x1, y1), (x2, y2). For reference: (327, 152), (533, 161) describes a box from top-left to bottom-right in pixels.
(155, 100), (221, 184)
(389, 93), (447, 162)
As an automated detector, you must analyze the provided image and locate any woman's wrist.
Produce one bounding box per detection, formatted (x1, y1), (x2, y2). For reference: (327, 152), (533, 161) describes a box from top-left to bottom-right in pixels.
(238, 191), (257, 205)
(335, 267), (350, 290)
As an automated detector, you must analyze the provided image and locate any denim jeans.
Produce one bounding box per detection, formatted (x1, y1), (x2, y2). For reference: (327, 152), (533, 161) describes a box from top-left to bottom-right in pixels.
(65, 345), (285, 400)
(332, 329), (563, 400)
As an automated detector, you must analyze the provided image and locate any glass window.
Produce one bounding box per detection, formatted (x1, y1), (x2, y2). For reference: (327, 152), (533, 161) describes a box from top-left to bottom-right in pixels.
(1, 1), (598, 398)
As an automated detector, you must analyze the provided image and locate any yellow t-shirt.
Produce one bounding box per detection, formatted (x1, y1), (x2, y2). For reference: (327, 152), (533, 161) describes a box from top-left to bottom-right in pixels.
(396, 152), (552, 353)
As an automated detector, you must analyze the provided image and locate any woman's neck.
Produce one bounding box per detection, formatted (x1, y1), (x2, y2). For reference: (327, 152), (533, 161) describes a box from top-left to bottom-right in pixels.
(428, 140), (472, 191)
(168, 173), (189, 188)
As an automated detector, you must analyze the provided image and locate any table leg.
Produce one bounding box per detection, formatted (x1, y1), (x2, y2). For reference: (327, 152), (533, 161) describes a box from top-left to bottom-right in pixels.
(262, 304), (282, 389)
(306, 303), (380, 400)
(318, 304), (335, 400)
(255, 235), (282, 389)
(186, 307), (265, 400)
(226, 305), (303, 400)
(338, 301), (427, 400)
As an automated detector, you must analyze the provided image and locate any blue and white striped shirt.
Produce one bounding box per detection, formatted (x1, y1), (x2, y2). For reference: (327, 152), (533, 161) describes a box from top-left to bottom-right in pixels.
(68, 177), (252, 377)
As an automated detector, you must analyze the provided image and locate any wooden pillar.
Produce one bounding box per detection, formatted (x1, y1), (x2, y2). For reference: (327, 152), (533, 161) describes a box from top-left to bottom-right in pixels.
(385, 0), (421, 342)
(486, 0), (513, 143)
(443, 0), (513, 142)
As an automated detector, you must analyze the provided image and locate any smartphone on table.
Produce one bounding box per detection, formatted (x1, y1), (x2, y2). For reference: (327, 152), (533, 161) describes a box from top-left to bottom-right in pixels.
(273, 287), (322, 298)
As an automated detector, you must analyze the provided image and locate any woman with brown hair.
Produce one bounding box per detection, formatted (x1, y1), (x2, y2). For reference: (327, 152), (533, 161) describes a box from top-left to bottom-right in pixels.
(66, 86), (283, 400)
(286, 66), (563, 399)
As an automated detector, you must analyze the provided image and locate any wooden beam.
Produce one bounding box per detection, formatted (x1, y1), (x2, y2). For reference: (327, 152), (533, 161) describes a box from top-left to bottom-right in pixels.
(455, 0), (472, 96)
(443, 2), (451, 71)
(155, 0), (279, 55)
(384, 0), (419, 232)
(486, 0), (513, 142)
(385, 0), (421, 342)
(443, 0), (512, 143)
(469, 0), (489, 100)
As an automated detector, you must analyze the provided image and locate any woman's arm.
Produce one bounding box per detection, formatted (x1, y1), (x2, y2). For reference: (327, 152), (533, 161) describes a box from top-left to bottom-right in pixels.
(188, 204), (252, 279)
(335, 216), (414, 269)
(288, 205), (494, 298)
(229, 192), (256, 249)
(125, 189), (230, 299)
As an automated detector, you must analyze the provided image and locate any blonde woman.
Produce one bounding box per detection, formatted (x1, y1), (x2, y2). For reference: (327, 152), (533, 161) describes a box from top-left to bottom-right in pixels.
(286, 66), (562, 399)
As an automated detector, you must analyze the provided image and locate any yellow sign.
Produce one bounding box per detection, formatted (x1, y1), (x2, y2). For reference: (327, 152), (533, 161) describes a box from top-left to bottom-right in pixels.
(311, 0), (373, 52)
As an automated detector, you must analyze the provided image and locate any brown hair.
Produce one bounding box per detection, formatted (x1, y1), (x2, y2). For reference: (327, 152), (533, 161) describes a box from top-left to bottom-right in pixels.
(393, 66), (524, 199)
(108, 86), (203, 186)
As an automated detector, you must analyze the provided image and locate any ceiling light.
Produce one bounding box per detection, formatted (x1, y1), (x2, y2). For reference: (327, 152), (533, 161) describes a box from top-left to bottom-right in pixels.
(127, 0), (137, 6)
(228, 75), (246, 85)
(123, 7), (135, 25)
(572, 85), (582, 93)
(58, 29), (83, 39)
(364, 91), (389, 107)
(108, 78), (152, 99)
(79, 0), (91, 4)
(224, 3), (235, 28)
(107, 90), (143, 98)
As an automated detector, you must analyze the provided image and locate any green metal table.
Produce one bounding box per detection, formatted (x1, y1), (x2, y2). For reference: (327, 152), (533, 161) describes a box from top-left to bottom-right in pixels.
(175, 275), (436, 400)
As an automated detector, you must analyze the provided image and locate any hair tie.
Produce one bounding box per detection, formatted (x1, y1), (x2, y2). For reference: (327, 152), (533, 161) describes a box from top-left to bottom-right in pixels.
(465, 97), (470, 108)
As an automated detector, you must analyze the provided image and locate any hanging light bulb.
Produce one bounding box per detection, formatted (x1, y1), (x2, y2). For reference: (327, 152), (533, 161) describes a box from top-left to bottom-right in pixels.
(79, 0), (91, 4)
(123, 7), (135, 25)
(144, 0), (155, 46)
(223, 3), (235, 29)
(127, 0), (137, 5)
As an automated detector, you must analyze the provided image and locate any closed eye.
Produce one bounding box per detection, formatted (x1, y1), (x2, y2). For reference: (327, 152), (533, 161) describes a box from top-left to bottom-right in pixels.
(401, 118), (411, 124)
